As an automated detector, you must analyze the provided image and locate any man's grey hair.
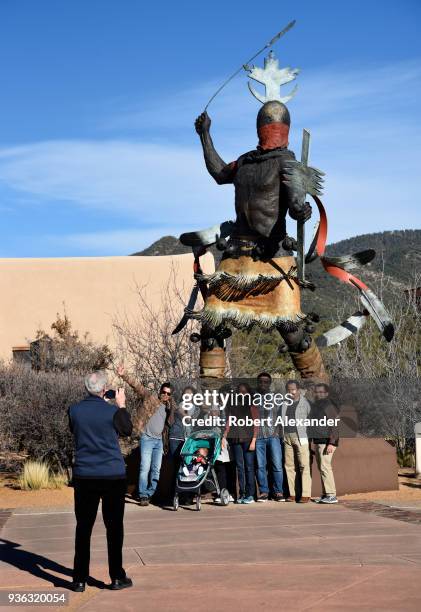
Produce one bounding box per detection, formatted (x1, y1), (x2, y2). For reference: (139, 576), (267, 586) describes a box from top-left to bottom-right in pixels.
(85, 370), (108, 395)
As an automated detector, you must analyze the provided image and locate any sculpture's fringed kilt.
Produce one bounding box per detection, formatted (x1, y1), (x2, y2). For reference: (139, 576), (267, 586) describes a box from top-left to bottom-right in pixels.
(191, 255), (305, 330)
(195, 266), (298, 300)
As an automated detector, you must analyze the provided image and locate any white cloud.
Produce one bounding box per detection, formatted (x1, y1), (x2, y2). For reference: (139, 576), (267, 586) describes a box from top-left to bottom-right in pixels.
(0, 140), (231, 228)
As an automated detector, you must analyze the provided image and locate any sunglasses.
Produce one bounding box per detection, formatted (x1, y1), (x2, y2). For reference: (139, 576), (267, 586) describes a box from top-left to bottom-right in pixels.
(160, 390), (172, 396)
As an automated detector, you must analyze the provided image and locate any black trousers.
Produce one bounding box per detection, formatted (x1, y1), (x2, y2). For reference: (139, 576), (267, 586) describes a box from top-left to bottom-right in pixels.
(214, 460), (237, 498)
(73, 478), (127, 582)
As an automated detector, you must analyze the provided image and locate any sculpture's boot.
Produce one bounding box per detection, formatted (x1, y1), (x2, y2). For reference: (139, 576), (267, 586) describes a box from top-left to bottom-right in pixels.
(289, 343), (328, 382)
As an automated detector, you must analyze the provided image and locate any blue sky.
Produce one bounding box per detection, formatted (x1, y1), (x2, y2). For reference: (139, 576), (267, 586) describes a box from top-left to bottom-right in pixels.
(0, 0), (420, 257)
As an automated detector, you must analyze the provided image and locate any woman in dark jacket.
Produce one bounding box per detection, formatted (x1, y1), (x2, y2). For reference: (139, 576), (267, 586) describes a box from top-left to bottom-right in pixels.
(169, 386), (198, 462)
(222, 383), (259, 504)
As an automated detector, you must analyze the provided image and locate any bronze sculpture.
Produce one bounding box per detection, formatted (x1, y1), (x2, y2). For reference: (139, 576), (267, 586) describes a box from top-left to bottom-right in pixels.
(174, 23), (393, 380)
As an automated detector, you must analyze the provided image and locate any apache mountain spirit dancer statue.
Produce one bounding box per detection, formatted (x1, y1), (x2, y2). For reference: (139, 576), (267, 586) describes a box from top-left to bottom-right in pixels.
(173, 21), (394, 380)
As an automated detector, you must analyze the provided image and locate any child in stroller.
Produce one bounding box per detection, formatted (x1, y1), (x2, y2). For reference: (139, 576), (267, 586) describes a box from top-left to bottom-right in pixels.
(173, 430), (231, 511)
(182, 447), (209, 477)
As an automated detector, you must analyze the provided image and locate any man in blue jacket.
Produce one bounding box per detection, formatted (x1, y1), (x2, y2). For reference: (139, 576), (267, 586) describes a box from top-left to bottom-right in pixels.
(68, 371), (133, 592)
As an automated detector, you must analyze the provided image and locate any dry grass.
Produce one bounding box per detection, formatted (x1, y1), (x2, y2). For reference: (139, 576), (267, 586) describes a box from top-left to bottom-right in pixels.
(19, 461), (50, 490)
(49, 470), (69, 489)
(18, 461), (69, 491)
(0, 471), (73, 508)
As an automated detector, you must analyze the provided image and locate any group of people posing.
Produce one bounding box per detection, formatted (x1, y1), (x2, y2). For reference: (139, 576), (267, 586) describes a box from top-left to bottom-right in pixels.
(117, 367), (340, 507)
(67, 369), (339, 592)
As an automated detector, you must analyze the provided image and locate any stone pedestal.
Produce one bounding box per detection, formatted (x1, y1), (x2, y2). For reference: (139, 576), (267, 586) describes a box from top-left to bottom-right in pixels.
(310, 438), (399, 497)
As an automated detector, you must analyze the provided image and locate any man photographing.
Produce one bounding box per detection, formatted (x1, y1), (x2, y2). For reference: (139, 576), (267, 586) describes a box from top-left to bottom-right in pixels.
(68, 371), (133, 592)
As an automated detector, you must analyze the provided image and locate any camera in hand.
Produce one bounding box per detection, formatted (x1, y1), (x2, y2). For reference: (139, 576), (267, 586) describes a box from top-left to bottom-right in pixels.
(104, 389), (116, 400)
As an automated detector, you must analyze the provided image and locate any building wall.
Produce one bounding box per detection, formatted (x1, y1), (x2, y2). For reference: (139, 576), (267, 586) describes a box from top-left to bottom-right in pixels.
(0, 253), (214, 362)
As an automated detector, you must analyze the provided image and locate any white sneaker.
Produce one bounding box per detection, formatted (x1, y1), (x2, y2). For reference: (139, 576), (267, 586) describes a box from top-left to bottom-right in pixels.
(229, 495), (235, 502)
(320, 495), (338, 504)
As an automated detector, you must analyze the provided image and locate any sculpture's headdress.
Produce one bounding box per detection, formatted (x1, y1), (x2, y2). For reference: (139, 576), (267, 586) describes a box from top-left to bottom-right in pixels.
(245, 50), (299, 105)
(243, 50), (299, 150)
(204, 20), (297, 112)
(202, 21), (299, 149)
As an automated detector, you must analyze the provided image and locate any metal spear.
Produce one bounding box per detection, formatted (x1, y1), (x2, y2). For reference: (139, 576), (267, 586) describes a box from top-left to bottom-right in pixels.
(297, 128), (310, 282)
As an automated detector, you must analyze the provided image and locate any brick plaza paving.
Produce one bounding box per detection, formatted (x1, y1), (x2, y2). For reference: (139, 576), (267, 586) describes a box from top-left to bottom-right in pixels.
(1, 499), (421, 611)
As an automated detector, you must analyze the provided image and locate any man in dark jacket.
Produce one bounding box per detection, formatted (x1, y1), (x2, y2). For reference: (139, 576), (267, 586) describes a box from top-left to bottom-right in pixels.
(68, 370), (133, 592)
(309, 383), (339, 504)
(254, 373), (285, 503)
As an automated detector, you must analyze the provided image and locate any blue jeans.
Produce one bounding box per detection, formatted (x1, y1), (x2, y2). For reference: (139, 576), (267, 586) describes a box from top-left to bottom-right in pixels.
(232, 441), (256, 498)
(255, 436), (283, 495)
(138, 434), (163, 498)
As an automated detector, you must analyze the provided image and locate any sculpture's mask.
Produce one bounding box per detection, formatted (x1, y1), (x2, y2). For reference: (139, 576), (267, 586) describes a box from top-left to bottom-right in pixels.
(256, 101), (290, 150)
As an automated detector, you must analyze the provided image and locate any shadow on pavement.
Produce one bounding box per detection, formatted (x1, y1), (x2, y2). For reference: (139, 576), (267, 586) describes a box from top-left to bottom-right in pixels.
(0, 538), (105, 590)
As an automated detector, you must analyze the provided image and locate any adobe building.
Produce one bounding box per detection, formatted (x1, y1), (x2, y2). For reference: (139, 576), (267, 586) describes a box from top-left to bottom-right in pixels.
(0, 253), (214, 363)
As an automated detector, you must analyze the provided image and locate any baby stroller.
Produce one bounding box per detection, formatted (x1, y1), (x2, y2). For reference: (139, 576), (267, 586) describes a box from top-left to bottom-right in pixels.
(173, 430), (230, 511)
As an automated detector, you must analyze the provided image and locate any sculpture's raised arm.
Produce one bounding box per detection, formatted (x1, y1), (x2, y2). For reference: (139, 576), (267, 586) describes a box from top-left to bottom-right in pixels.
(194, 112), (236, 185)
